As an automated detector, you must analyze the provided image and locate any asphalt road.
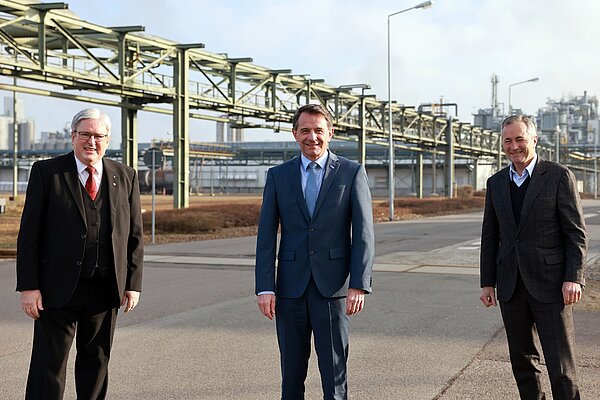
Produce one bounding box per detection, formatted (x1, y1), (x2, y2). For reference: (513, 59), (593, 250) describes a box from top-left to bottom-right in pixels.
(1, 201), (600, 399)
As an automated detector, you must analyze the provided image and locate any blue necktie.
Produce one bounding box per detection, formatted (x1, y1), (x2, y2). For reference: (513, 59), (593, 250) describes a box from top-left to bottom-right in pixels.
(305, 162), (319, 217)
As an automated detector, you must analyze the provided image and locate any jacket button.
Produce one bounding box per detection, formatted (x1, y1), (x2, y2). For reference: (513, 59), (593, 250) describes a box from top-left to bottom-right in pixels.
(308, 227), (315, 232)
(309, 250), (315, 255)
(81, 234), (86, 239)
(76, 261), (82, 266)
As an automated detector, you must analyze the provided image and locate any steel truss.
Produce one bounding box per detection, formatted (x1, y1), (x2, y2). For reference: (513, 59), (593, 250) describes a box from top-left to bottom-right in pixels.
(0, 1), (559, 207)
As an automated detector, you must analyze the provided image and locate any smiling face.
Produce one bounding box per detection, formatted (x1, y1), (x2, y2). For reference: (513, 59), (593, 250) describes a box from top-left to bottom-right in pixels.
(502, 120), (537, 174)
(292, 111), (334, 161)
(71, 118), (110, 166)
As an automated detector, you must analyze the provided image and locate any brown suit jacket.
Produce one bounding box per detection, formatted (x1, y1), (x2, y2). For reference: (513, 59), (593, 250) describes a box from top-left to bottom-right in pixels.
(480, 157), (587, 303)
(16, 152), (144, 308)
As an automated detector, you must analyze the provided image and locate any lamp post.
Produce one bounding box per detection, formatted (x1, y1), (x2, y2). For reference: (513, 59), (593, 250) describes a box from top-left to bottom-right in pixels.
(387, 1), (432, 221)
(508, 77), (539, 115)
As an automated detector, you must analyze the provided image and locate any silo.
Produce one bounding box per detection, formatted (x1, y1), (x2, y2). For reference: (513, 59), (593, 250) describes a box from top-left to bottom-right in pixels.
(0, 116), (10, 149)
(18, 120), (35, 150)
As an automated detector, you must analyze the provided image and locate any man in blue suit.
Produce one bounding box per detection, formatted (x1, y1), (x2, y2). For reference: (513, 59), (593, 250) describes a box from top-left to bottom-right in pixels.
(255, 104), (375, 400)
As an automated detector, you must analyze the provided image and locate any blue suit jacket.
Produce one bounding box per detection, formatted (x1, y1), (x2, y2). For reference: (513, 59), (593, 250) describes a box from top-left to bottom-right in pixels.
(255, 152), (374, 298)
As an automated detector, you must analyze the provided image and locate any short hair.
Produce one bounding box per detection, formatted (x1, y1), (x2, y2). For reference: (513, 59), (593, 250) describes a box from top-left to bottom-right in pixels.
(292, 104), (333, 131)
(71, 108), (112, 134)
(501, 114), (537, 137)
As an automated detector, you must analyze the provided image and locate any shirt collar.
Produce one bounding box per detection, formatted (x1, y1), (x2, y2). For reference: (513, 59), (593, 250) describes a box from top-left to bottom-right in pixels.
(74, 153), (103, 176)
(509, 153), (537, 179)
(300, 150), (329, 171)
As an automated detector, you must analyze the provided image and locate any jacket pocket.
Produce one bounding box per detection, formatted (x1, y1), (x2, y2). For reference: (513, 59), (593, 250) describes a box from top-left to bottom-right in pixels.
(277, 250), (295, 261)
(329, 247), (351, 260)
(544, 253), (564, 265)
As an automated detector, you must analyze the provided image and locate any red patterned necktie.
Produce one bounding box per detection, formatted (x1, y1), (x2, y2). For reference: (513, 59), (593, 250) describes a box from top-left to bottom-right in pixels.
(85, 166), (97, 200)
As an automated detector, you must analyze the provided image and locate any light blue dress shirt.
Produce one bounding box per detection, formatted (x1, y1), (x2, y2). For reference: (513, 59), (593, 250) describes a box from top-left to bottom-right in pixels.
(509, 154), (537, 187)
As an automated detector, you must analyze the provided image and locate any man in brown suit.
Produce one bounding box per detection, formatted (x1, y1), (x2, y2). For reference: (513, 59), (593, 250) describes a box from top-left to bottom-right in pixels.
(16, 108), (144, 399)
(480, 114), (587, 400)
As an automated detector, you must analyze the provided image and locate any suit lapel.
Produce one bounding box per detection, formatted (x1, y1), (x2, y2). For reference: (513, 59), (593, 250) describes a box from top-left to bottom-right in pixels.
(61, 152), (86, 224)
(516, 157), (548, 235)
(289, 157), (311, 222)
(103, 159), (119, 229)
(312, 152), (340, 219)
(496, 168), (518, 232)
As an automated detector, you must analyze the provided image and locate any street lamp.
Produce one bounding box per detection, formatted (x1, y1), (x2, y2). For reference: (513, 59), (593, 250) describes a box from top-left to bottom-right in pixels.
(508, 77), (539, 115)
(387, 1), (432, 221)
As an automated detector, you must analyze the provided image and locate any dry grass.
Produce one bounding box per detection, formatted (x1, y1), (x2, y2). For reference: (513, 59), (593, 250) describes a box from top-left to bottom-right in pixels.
(143, 202), (262, 234)
(0, 196), (24, 249)
(0, 193), (485, 248)
(372, 196), (484, 222)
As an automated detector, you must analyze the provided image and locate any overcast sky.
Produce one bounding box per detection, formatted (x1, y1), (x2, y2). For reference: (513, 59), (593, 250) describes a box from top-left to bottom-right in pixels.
(7, 0), (600, 143)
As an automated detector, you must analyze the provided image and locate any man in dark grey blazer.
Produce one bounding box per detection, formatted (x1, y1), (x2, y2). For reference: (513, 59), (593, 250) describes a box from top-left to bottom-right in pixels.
(255, 104), (375, 400)
(480, 115), (587, 400)
(17, 108), (144, 399)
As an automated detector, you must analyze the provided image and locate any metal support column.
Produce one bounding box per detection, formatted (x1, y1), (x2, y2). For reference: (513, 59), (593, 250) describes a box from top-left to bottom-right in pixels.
(357, 96), (367, 165)
(431, 152), (437, 195)
(32, 3), (68, 70)
(37, 11), (47, 70)
(116, 28), (144, 170)
(306, 79), (312, 104)
(12, 77), (18, 199)
(227, 58), (251, 107)
(173, 47), (190, 209)
(416, 152), (423, 199)
(121, 106), (138, 169)
(444, 117), (455, 198)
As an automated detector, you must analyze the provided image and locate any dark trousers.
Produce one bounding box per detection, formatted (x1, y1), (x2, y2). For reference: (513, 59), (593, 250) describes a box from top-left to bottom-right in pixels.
(275, 278), (349, 400)
(500, 274), (580, 400)
(25, 274), (118, 400)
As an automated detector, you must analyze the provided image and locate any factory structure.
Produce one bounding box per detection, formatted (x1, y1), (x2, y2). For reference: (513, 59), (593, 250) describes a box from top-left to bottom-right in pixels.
(0, 97), (35, 151)
(3, 87), (600, 197)
(474, 75), (599, 152)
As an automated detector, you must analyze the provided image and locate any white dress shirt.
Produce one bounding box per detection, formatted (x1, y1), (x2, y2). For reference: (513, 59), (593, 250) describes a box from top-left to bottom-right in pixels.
(74, 155), (103, 190)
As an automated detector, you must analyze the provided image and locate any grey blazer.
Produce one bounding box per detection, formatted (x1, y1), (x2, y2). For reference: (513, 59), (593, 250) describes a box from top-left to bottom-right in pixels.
(255, 152), (375, 298)
(480, 157), (587, 303)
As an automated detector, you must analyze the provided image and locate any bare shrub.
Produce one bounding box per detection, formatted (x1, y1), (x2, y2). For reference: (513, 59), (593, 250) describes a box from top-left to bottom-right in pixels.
(143, 203), (262, 234)
(457, 185), (474, 200)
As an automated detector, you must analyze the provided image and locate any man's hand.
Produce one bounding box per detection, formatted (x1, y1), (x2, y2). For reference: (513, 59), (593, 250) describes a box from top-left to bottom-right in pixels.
(21, 290), (43, 320)
(258, 294), (276, 320)
(480, 286), (497, 307)
(562, 281), (582, 305)
(122, 291), (140, 313)
(346, 288), (366, 316)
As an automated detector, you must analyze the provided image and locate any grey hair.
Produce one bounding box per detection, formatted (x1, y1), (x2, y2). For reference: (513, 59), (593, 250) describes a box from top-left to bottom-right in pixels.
(501, 114), (537, 137)
(71, 108), (112, 134)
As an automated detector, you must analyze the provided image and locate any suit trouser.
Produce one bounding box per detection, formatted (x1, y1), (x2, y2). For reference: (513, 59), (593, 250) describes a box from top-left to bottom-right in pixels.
(275, 278), (349, 400)
(25, 274), (118, 400)
(500, 274), (580, 400)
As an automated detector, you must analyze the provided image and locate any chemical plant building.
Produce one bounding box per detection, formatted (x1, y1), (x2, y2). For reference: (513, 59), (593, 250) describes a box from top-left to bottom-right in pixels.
(2, 92), (600, 197)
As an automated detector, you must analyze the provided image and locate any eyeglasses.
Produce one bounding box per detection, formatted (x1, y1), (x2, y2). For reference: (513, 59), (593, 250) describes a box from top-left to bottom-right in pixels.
(75, 131), (108, 142)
